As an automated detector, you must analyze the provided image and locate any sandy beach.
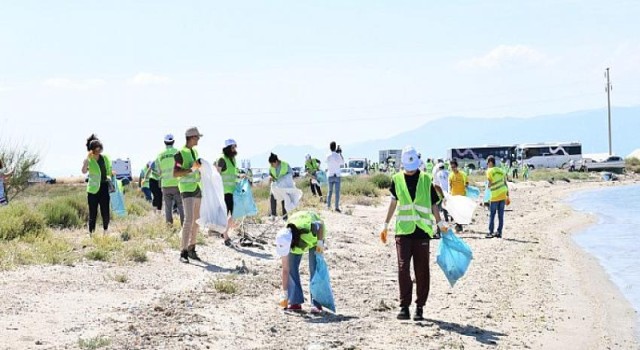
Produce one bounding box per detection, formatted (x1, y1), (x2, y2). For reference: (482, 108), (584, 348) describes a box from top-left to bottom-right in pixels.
(1, 179), (638, 350)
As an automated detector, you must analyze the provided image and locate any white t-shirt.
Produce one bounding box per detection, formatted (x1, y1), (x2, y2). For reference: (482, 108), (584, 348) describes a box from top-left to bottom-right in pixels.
(326, 152), (344, 177)
(435, 169), (450, 193)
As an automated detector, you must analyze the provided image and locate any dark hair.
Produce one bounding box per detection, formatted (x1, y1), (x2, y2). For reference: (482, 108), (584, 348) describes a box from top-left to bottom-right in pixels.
(330, 142), (337, 152)
(450, 160), (458, 167)
(86, 134), (99, 151)
(487, 155), (496, 166)
(268, 153), (279, 164)
(0, 159), (3, 168)
(89, 139), (103, 152)
(164, 140), (175, 146)
(287, 224), (306, 249)
(223, 146), (236, 165)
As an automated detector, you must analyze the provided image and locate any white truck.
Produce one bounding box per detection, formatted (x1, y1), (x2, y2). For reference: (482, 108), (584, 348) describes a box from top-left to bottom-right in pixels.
(581, 155), (625, 174)
(112, 158), (133, 183)
(347, 158), (369, 175)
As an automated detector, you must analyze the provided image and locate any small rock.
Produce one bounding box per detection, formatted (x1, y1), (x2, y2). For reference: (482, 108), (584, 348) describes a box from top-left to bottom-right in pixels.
(35, 340), (43, 345)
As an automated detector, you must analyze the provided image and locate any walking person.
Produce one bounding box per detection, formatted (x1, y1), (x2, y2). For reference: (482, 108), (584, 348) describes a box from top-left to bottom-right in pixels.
(268, 153), (292, 220)
(155, 134), (184, 226)
(143, 160), (163, 212)
(139, 164), (152, 202)
(379, 146), (447, 321)
(486, 156), (509, 238)
(0, 159), (14, 206)
(326, 142), (343, 213)
(305, 154), (323, 199)
(448, 160), (468, 232)
(217, 139), (238, 246)
(81, 135), (112, 235)
(433, 162), (450, 236)
(173, 127), (204, 263)
(275, 210), (326, 313)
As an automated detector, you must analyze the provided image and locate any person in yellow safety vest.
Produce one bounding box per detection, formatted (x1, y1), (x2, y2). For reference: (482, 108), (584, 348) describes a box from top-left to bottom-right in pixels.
(143, 159), (163, 212)
(173, 127), (204, 264)
(139, 165), (152, 202)
(81, 134), (113, 235)
(268, 153), (292, 220)
(217, 139), (239, 247)
(155, 134), (184, 227)
(304, 154), (323, 199)
(275, 211), (326, 313)
(486, 155), (509, 239)
(448, 159), (469, 233)
(425, 158), (434, 177)
(380, 146), (448, 321)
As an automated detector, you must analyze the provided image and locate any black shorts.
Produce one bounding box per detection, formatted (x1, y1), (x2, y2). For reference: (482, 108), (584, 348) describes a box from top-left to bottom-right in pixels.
(224, 193), (234, 215)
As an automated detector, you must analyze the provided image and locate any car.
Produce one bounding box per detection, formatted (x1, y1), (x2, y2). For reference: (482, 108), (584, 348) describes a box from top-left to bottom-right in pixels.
(340, 168), (356, 177)
(251, 172), (271, 184)
(28, 171), (56, 184)
(582, 156), (626, 174)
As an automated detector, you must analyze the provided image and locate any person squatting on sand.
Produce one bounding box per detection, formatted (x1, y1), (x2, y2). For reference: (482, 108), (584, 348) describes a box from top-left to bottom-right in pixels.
(81, 134), (112, 235)
(275, 210), (326, 314)
(380, 146), (448, 321)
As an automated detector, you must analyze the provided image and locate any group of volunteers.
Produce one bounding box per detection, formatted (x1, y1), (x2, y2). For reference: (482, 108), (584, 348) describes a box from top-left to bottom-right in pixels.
(80, 129), (509, 320)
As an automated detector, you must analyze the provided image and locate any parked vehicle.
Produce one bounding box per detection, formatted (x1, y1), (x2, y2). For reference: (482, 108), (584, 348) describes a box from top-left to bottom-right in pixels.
(582, 155), (625, 174)
(516, 142), (582, 169)
(448, 144), (516, 170)
(340, 168), (356, 177)
(28, 171), (56, 184)
(112, 158), (133, 182)
(251, 171), (271, 184)
(347, 158), (369, 175)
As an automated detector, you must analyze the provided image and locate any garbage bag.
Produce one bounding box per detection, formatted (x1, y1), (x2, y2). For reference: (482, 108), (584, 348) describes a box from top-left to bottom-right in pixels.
(466, 186), (480, 200)
(232, 178), (258, 219)
(316, 170), (328, 185)
(483, 186), (491, 204)
(443, 194), (477, 225)
(271, 183), (303, 213)
(436, 229), (473, 287)
(197, 159), (228, 233)
(110, 177), (126, 217)
(310, 253), (336, 313)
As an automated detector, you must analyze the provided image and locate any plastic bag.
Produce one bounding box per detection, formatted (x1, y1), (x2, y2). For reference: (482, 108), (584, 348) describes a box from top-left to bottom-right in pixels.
(271, 183), (303, 213)
(110, 177), (126, 217)
(310, 253), (336, 313)
(443, 194), (476, 225)
(316, 170), (328, 185)
(466, 186), (480, 200)
(197, 159), (228, 233)
(436, 229), (473, 287)
(483, 186), (491, 204)
(232, 178), (258, 219)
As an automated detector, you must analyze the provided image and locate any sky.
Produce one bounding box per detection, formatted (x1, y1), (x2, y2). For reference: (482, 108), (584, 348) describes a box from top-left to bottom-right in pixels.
(0, 0), (639, 176)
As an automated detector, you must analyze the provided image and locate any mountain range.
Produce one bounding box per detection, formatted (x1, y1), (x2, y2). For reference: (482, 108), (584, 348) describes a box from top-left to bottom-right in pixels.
(248, 106), (640, 168)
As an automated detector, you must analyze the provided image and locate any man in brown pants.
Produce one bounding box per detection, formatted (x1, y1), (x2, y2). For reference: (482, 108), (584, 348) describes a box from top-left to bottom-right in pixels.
(380, 146), (446, 321)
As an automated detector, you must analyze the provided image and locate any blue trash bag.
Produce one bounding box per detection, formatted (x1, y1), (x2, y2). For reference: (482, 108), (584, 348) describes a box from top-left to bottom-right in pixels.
(110, 177), (126, 217)
(436, 229), (473, 287)
(310, 253), (336, 313)
(466, 186), (480, 200)
(232, 178), (258, 219)
(483, 185), (491, 203)
(316, 170), (328, 185)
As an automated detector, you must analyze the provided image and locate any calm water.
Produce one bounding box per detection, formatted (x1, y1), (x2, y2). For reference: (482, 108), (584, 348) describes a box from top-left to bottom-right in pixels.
(569, 185), (640, 328)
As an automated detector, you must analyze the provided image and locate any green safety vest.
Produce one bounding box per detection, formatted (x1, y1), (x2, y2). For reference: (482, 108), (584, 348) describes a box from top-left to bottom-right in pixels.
(220, 155), (238, 194)
(426, 162), (434, 174)
(270, 161), (290, 181)
(87, 154), (112, 194)
(488, 167), (508, 201)
(156, 147), (179, 188)
(149, 162), (160, 181)
(140, 169), (150, 189)
(288, 211), (322, 255)
(177, 147), (201, 193)
(305, 159), (319, 173)
(392, 172), (435, 237)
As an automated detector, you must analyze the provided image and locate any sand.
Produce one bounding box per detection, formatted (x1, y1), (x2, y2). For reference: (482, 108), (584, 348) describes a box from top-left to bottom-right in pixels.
(0, 179), (638, 349)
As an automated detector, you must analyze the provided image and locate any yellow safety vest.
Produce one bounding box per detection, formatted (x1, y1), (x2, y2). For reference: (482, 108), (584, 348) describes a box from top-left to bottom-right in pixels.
(488, 167), (508, 202)
(393, 172), (435, 237)
(220, 155), (238, 194)
(270, 161), (290, 181)
(288, 211), (321, 255)
(157, 147), (179, 188)
(87, 154), (111, 194)
(177, 147), (201, 193)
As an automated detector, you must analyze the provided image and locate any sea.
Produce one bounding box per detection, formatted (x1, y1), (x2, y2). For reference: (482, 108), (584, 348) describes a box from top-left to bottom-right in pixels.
(568, 184), (640, 333)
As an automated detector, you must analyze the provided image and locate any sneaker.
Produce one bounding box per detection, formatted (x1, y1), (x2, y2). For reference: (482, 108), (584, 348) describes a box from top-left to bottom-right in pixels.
(179, 250), (189, 264)
(495, 233), (503, 239)
(486, 232), (494, 239)
(282, 214), (288, 221)
(397, 307), (410, 320)
(187, 247), (201, 261)
(335, 208), (342, 213)
(224, 239), (233, 247)
(287, 304), (303, 312)
(413, 307), (425, 321)
(310, 306), (323, 314)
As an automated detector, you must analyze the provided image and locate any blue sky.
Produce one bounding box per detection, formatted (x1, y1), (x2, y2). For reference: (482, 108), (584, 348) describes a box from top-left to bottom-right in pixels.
(1, 0), (639, 175)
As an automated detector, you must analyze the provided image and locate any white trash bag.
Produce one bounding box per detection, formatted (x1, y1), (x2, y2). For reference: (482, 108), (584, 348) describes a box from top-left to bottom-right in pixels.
(196, 159), (228, 233)
(443, 194), (477, 225)
(271, 182), (303, 213)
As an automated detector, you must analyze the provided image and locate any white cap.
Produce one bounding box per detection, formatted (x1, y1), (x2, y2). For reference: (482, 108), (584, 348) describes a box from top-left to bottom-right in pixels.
(224, 139), (237, 148)
(275, 228), (292, 257)
(401, 146), (420, 171)
(164, 134), (174, 143)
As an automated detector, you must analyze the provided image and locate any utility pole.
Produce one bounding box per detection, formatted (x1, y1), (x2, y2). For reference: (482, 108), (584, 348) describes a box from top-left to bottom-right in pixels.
(605, 67), (613, 155)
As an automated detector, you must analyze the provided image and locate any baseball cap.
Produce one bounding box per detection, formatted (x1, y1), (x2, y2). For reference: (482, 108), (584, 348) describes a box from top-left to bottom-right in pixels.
(185, 127), (203, 138)
(164, 134), (175, 143)
(224, 139), (237, 148)
(401, 146), (420, 171)
(275, 228), (292, 257)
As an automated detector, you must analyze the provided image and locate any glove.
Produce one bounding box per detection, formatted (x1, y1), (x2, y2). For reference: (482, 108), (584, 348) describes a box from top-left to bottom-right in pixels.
(191, 161), (201, 171)
(380, 223), (389, 244)
(278, 291), (288, 308)
(316, 240), (324, 254)
(506, 197), (511, 206)
(437, 220), (449, 233)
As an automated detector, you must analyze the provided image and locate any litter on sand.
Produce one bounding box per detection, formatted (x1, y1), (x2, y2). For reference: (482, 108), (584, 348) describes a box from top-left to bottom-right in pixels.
(436, 229), (473, 287)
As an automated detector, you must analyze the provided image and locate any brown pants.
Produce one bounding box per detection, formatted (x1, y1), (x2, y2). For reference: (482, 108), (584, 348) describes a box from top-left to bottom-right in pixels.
(395, 236), (430, 307)
(181, 196), (201, 250)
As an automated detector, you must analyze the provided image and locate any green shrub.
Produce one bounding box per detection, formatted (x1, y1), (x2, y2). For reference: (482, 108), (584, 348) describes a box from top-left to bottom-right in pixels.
(369, 173), (392, 189)
(62, 194), (89, 221)
(125, 247), (148, 263)
(38, 200), (82, 229)
(124, 194), (151, 216)
(85, 249), (109, 261)
(341, 177), (379, 197)
(0, 203), (47, 240)
(78, 336), (111, 350)
(212, 276), (238, 294)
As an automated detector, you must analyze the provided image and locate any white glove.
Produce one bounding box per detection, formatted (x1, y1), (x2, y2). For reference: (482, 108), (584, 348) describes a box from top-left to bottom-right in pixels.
(437, 220), (449, 232)
(316, 240), (325, 253)
(278, 291), (288, 308)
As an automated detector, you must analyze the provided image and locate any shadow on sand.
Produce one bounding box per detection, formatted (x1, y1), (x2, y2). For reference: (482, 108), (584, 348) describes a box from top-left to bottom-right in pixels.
(426, 318), (506, 345)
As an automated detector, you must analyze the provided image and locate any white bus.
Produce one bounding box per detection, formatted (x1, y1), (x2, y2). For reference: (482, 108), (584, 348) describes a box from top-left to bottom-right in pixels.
(516, 142), (582, 169)
(447, 145), (516, 170)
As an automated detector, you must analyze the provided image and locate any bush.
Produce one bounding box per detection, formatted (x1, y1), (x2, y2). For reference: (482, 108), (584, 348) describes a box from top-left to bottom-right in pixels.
(0, 203), (47, 240)
(125, 247), (148, 263)
(369, 174), (392, 189)
(38, 200), (82, 229)
(341, 177), (379, 197)
(85, 249), (109, 261)
(124, 194), (152, 216)
(213, 276), (238, 294)
(63, 194), (89, 221)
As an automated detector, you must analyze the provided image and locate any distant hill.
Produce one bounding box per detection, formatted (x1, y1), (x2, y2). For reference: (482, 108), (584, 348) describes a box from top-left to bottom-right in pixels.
(249, 106), (640, 167)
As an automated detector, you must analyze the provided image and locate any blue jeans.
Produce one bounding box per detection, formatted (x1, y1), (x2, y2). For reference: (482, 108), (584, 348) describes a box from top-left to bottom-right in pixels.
(288, 250), (321, 308)
(489, 200), (506, 235)
(142, 187), (152, 202)
(327, 175), (341, 210)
